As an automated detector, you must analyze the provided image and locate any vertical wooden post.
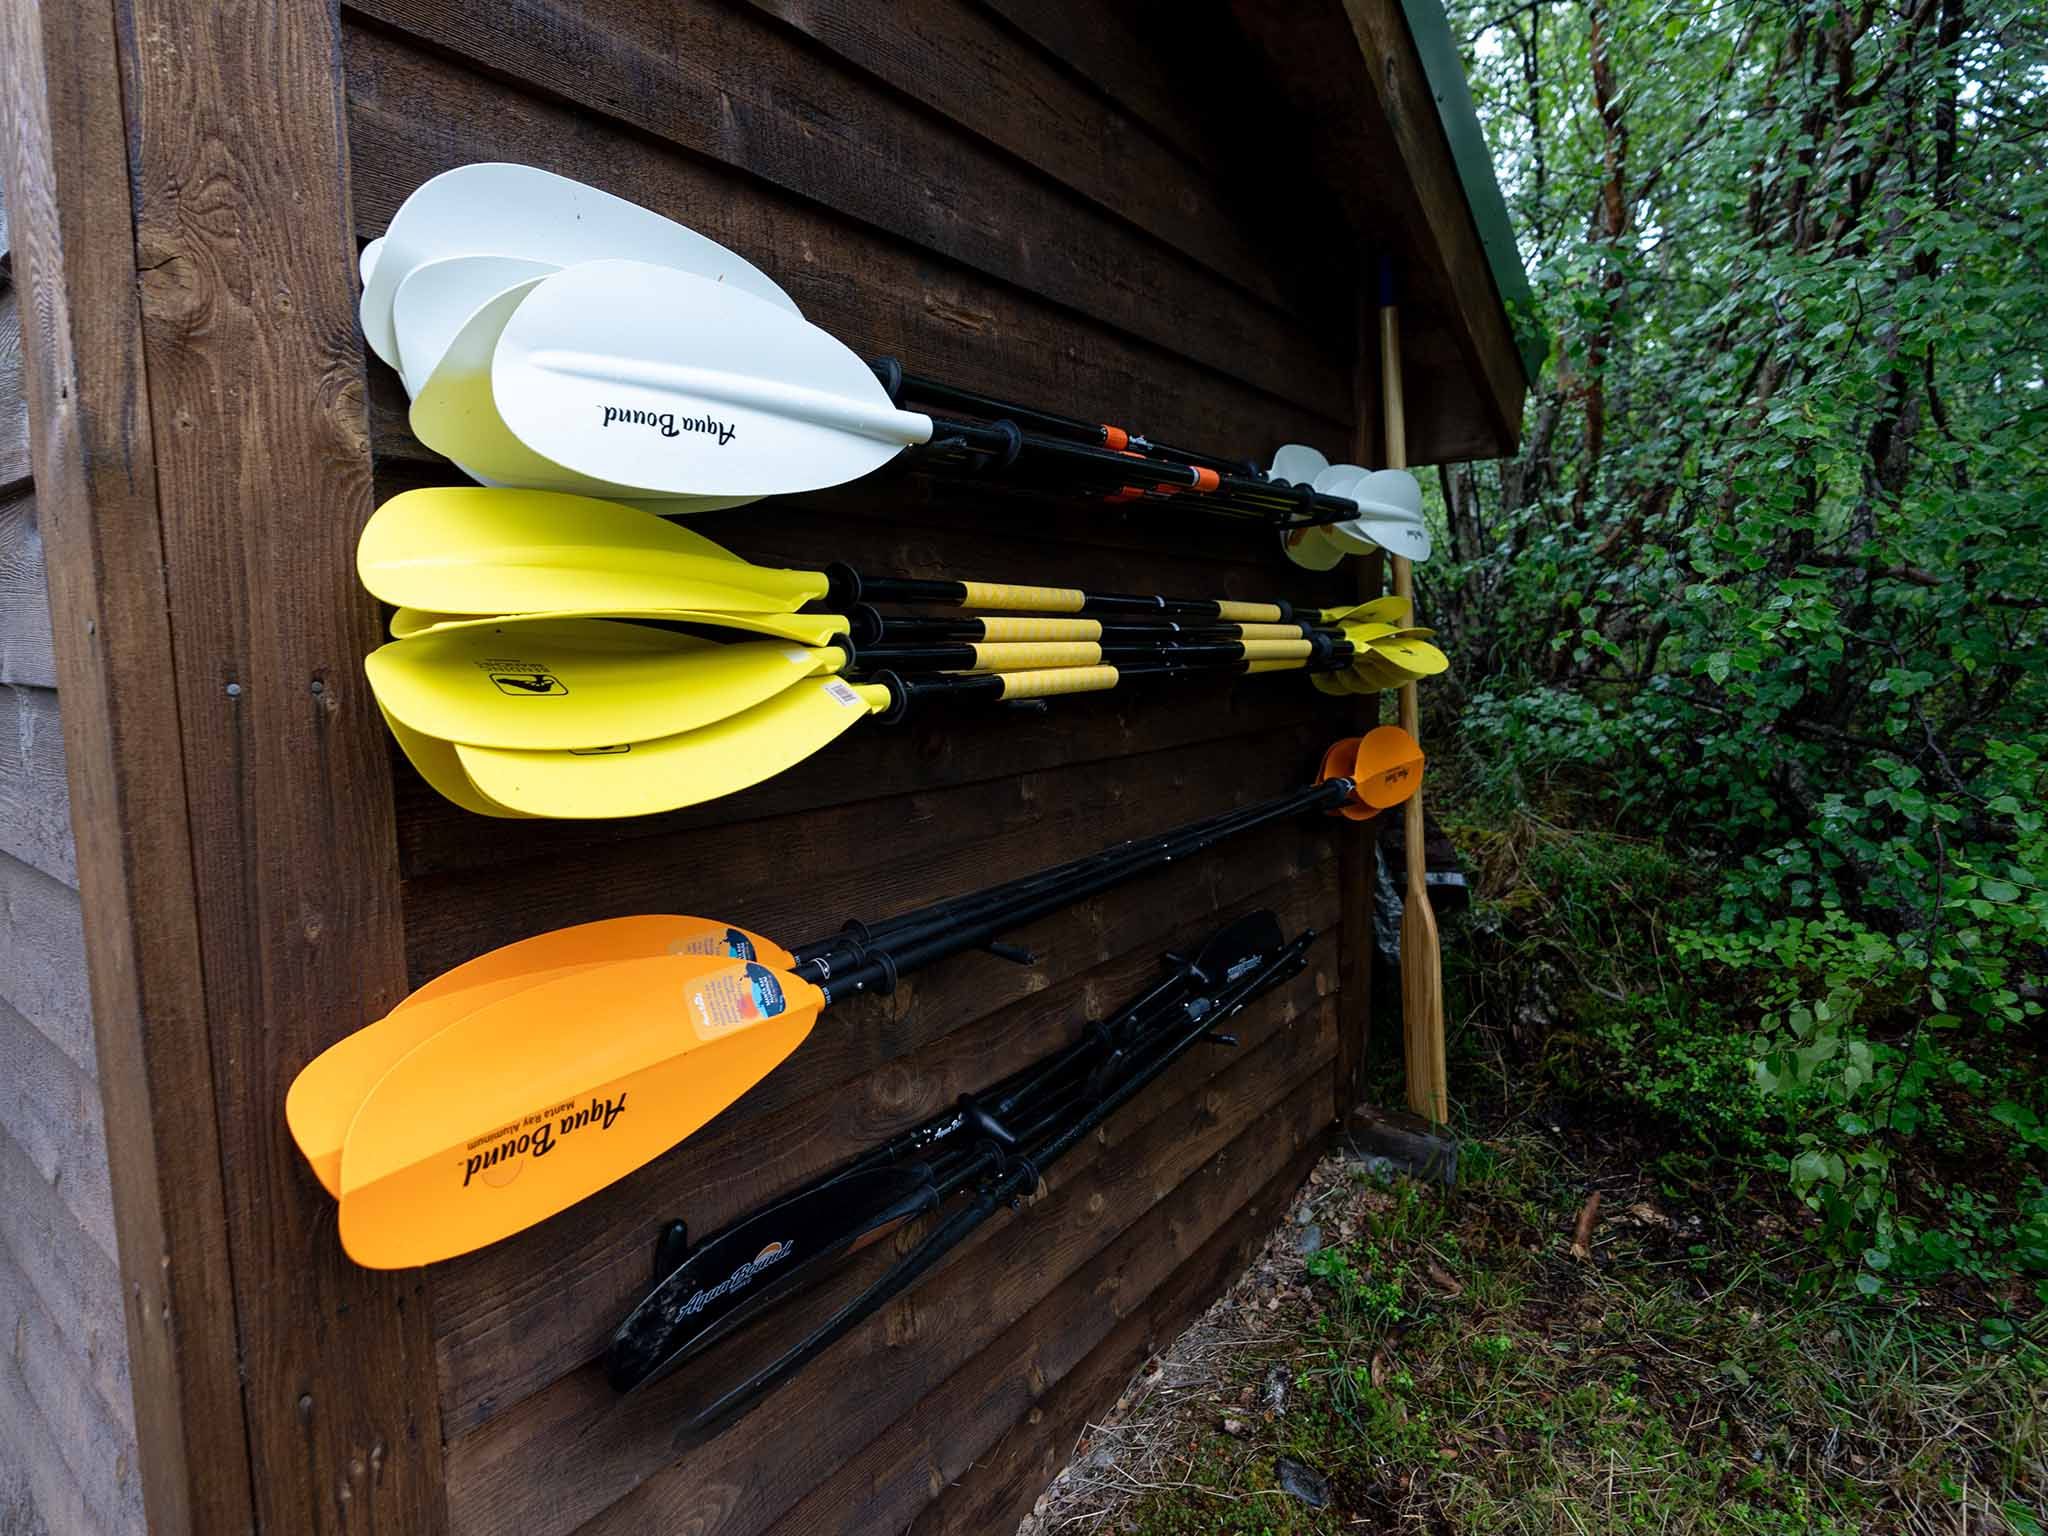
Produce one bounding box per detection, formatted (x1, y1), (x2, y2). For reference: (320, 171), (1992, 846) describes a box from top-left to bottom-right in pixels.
(0, 2), (252, 1528)
(110, 0), (450, 1527)
(1381, 292), (1448, 1123)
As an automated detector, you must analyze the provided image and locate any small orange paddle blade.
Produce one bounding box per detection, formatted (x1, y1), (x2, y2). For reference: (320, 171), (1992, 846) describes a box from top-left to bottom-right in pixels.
(336, 954), (827, 1268)
(286, 915), (796, 1197)
(1350, 726), (1427, 811)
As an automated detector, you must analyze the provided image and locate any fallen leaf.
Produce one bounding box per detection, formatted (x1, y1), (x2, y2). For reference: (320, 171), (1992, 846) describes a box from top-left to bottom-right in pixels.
(1426, 1261), (1464, 1296)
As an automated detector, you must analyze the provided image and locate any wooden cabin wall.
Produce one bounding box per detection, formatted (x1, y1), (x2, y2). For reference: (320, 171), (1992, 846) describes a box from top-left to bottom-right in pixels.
(342, 4), (1378, 1531)
(0, 189), (146, 1536)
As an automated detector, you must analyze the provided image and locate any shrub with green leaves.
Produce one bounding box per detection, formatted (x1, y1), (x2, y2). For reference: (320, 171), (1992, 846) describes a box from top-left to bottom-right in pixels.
(1438, 0), (2048, 1297)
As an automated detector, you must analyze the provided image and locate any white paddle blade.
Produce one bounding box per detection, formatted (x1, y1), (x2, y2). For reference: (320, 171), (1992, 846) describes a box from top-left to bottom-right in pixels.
(394, 254), (559, 397)
(361, 162), (799, 368)
(1279, 523), (1346, 570)
(359, 237), (385, 288)
(492, 260), (932, 498)
(1269, 444), (1330, 487)
(1345, 469), (1434, 563)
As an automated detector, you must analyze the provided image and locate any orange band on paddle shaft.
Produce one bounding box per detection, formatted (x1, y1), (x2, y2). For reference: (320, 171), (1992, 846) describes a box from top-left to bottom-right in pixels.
(958, 580), (1088, 614)
(1104, 488), (1144, 504)
(1214, 599), (1286, 623)
(962, 641), (1103, 672)
(994, 665), (1121, 700)
(1192, 468), (1220, 493)
(1102, 425), (1130, 451)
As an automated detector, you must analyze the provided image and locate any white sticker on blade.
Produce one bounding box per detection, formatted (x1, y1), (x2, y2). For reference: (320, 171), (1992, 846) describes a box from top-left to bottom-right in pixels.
(783, 648), (813, 664)
(823, 679), (863, 708)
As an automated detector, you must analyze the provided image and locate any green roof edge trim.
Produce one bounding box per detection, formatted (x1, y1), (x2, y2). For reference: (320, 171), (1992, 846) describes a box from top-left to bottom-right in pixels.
(1397, 0), (1547, 383)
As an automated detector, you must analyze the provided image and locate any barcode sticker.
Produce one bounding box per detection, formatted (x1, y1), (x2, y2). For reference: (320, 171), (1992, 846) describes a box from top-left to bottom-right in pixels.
(823, 679), (863, 707)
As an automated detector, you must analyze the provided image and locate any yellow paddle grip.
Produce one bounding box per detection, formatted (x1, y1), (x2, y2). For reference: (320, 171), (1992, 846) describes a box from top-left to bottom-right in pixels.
(1247, 658), (1310, 674)
(974, 616), (1103, 641)
(1234, 622), (1308, 640)
(959, 580), (1088, 613)
(961, 641), (1103, 672)
(1214, 599), (1286, 622)
(992, 665), (1121, 700)
(1237, 639), (1313, 661)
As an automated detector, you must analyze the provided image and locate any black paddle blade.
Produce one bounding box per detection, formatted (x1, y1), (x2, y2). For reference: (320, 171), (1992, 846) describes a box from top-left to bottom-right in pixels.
(607, 1163), (939, 1393)
(1188, 908), (1290, 991)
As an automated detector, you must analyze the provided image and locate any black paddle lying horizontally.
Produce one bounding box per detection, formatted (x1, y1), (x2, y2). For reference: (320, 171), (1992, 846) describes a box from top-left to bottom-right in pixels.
(606, 908), (1313, 1438)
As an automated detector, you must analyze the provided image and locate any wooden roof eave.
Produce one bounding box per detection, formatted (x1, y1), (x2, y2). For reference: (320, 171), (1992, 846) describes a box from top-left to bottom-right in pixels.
(1229, 0), (1535, 464)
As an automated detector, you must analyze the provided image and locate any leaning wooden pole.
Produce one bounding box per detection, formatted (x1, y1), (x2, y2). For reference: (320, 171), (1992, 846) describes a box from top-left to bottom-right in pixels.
(1380, 265), (1449, 1123)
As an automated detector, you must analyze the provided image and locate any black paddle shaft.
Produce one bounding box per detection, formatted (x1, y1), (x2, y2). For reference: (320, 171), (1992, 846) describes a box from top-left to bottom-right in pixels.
(823, 562), (1298, 622)
(626, 919), (1316, 1431)
(813, 778), (1349, 1006)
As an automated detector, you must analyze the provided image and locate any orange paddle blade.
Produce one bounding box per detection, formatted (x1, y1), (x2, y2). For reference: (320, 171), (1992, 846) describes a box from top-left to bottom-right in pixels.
(286, 915), (796, 1196)
(336, 955), (827, 1267)
(1350, 725), (1427, 810)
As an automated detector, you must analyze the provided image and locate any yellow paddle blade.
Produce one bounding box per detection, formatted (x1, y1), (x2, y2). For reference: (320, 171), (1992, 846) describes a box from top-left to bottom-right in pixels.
(1368, 637), (1451, 679)
(1339, 621), (1400, 646)
(1310, 671), (1355, 697)
(377, 699), (536, 818)
(358, 487), (829, 615)
(1347, 651), (1412, 691)
(390, 606), (851, 647)
(337, 955), (828, 1267)
(367, 620), (845, 750)
(455, 677), (892, 819)
(286, 914), (799, 1197)
(1320, 595), (1411, 627)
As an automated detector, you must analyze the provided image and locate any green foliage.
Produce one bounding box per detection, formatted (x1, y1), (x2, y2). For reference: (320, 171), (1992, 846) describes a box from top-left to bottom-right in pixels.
(1435, 0), (2048, 1297)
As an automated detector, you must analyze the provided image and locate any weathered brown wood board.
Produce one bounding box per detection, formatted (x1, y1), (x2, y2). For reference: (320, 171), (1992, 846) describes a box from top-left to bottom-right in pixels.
(0, 205), (145, 1536)
(2, 0), (1522, 1531)
(336, 3), (1443, 1531)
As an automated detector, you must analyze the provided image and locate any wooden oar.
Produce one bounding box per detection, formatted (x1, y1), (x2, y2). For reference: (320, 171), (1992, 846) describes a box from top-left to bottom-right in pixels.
(1382, 271), (1448, 1124)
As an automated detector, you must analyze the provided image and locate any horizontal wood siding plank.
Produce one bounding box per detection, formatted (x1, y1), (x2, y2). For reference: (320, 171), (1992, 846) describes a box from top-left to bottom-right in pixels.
(0, 1331), (106, 1536)
(0, 851), (90, 1077)
(430, 854), (1338, 1433)
(0, 685), (74, 884)
(0, 1123), (135, 1451)
(342, 0), (1348, 417)
(732, 0), (1329, 320)
(0, 994), (115, 1260)
(0, 490), (59, 689)
(0, 1240), (144, 1533)
(341, 27), (1352, 464)
(809, 1129), (1329, 1536)
(443, 983), (1334, 1536)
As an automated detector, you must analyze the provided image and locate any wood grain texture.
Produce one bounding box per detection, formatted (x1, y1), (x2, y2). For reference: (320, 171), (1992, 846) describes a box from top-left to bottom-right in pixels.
(0, 685), (73, 884)
(0, 286), (27, 495)
(0, 1237), (143, 1534)
(342, 0), (1348, 417)
(429, 850), (1339, 1437)
(0, 490), (59, 688)
(0, 1122), (136, 1476)
(110, 0), (450, 1526)
(901, 1132), (1329, 1536)
(0, 0), (247, 1527)
(731, 0), (1328, 320)
(444, 993), (1334, 1536)
(340, 24), (1351, 465)
(0, 851), (89, 1076)
(0, 992), (114, 1259)
(1226, 0), (1526, 460)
